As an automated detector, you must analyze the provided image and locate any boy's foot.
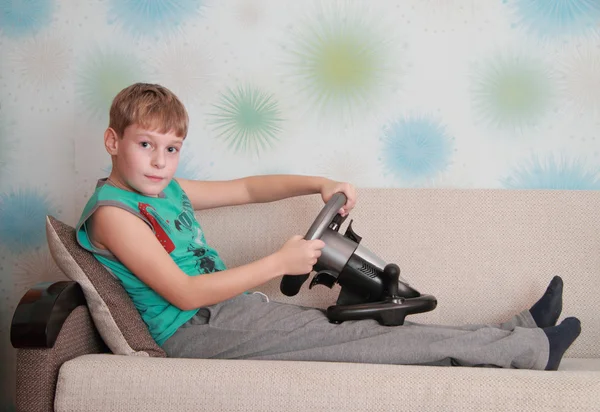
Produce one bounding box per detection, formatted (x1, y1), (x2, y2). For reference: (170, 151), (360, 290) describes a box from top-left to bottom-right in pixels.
(543, 317), (581, 371)
(530, 276), (563, 328)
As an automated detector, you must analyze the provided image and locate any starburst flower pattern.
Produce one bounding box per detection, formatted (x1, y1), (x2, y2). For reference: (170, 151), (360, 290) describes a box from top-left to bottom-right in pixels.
(501, 154), (600, 189)
(281, 1), (403, 124)
(13, 247), (65, 297)
(0, 188), (55, 254)
(174, 153), (211, 180)
(76, 48), (144, 121)
(233, 0), (264, 28)
(0, 0), (54, 38)
(313, 149), (379, 187)
(107, 0), (205, 39)
(559, 43), (600, 115)
(150, 43), (217, 106)
(471, 51), (554, 130)
(379, 115), (454, 183)
(10, 34), (70, 88)
(507, 0), (600, 39)
(208, 84), (284, 157)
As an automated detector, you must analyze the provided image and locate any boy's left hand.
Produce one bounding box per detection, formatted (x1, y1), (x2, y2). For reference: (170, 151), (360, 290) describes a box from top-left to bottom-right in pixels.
(320, 180), (357, 217)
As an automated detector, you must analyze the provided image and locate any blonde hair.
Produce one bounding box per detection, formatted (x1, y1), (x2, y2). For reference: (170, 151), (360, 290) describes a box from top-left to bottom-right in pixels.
(109, 83), (189, 139)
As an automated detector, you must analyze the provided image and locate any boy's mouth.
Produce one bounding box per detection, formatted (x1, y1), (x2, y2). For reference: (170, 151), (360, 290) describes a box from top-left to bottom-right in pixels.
(145, 175), (164, 182)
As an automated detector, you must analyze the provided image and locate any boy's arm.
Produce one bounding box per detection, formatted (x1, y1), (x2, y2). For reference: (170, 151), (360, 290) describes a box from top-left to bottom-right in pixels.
(176, 175), (356, 214)
(90, 205), (323, 310)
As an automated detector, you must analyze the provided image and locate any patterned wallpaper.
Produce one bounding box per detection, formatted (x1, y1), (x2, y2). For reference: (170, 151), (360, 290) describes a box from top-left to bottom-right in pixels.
(1, 0), (599, 408)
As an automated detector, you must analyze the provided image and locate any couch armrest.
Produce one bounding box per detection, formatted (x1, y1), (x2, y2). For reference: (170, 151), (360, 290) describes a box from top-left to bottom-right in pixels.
(11, 281), (109, 412)
(11, 281), (87, 348)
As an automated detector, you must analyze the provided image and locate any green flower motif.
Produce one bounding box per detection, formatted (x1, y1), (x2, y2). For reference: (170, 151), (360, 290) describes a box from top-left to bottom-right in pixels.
(471, 52), (554, 129)
(76, 49), (144, 120)
(208, 85), (283, 156)
(283, 3), (398, 122)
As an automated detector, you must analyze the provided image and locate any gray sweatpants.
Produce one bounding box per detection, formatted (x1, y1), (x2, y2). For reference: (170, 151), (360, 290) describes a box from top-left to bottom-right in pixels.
(162, 293), (549, 370)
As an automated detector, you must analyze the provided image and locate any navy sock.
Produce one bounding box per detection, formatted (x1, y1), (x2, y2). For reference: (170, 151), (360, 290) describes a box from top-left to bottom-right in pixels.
(530, 276), (563, 328)
(543, 317), (581, 371)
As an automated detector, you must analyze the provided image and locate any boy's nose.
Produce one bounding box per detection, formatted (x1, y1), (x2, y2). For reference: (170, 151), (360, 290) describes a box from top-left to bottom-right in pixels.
(152, 152), (166, 168)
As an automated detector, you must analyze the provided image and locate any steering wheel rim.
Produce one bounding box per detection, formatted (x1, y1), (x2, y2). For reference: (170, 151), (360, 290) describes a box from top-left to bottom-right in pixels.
(280, 192), (348, 296)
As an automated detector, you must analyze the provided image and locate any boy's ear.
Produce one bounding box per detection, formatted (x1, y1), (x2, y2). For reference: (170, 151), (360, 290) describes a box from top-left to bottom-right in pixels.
(104, 128), (119, 155)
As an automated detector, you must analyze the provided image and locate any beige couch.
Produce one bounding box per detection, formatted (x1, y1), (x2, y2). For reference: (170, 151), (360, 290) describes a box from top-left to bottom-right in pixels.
(11, 188), (600, 411)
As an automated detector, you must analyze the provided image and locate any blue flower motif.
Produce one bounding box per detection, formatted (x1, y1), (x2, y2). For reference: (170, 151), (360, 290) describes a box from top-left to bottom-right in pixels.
(502, 154), (600, 189)
(0, 188), (54, 253)
(380, 116), (454, 182)
(509, 0), (600, 38)
(107, 0), (204, 38)
(0, 0), (54, 38)
(175, 154), (210, 180)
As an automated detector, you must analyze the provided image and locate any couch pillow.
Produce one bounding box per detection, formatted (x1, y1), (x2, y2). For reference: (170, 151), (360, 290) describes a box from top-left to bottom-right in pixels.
(46, 216), (166, 357)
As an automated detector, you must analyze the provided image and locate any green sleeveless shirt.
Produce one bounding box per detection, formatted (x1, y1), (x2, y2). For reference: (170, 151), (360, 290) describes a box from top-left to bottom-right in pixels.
(76, 178), (227, 345)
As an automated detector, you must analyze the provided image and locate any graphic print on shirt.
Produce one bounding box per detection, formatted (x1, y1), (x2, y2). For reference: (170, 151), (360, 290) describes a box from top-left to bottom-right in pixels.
(175, 191), (219, 273)
(138, 202), (175, 253)
(187, 245), (218, 273)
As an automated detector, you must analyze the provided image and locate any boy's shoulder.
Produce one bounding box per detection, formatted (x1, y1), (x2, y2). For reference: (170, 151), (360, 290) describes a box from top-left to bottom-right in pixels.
(78, 178), (187, 224)
(76, 178), (185, 249)
(83, 178), (183, 204)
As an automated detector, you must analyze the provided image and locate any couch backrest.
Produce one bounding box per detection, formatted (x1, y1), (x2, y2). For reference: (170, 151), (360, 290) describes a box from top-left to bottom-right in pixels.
(197, 188), (600, 358)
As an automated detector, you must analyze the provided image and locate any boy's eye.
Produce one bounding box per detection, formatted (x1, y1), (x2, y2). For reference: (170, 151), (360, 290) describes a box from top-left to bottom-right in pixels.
(167, 147), (179, 153)
(140, 142), (150, 148)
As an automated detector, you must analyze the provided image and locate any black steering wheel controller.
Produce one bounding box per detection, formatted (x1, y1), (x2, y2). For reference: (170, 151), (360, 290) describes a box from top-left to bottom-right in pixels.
(280, 193), (437, 326)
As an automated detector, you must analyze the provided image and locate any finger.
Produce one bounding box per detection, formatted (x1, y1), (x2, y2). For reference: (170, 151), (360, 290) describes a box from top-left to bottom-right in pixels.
(313, 239), (326, 249)
(314, 249), (322, 258)
(344, 185), (356, 202)
(345, 193), (356, 208)
(311, 258), (317, 265)
(348, 197), (356, 209)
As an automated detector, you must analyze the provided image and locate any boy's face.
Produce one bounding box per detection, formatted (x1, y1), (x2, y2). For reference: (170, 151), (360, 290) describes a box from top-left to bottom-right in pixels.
(106, 124), (184, 197)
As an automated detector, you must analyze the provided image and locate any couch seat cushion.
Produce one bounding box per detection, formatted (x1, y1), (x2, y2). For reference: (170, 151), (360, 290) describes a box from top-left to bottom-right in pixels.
(55, 354), (600, 412)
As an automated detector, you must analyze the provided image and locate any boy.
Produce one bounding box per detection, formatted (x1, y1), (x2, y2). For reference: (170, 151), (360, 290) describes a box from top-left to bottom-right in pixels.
(77, 83), (580, 370)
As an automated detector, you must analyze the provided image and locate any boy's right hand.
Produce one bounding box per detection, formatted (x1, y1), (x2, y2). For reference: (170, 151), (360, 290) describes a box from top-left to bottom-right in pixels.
(276, 235), (325, 275)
